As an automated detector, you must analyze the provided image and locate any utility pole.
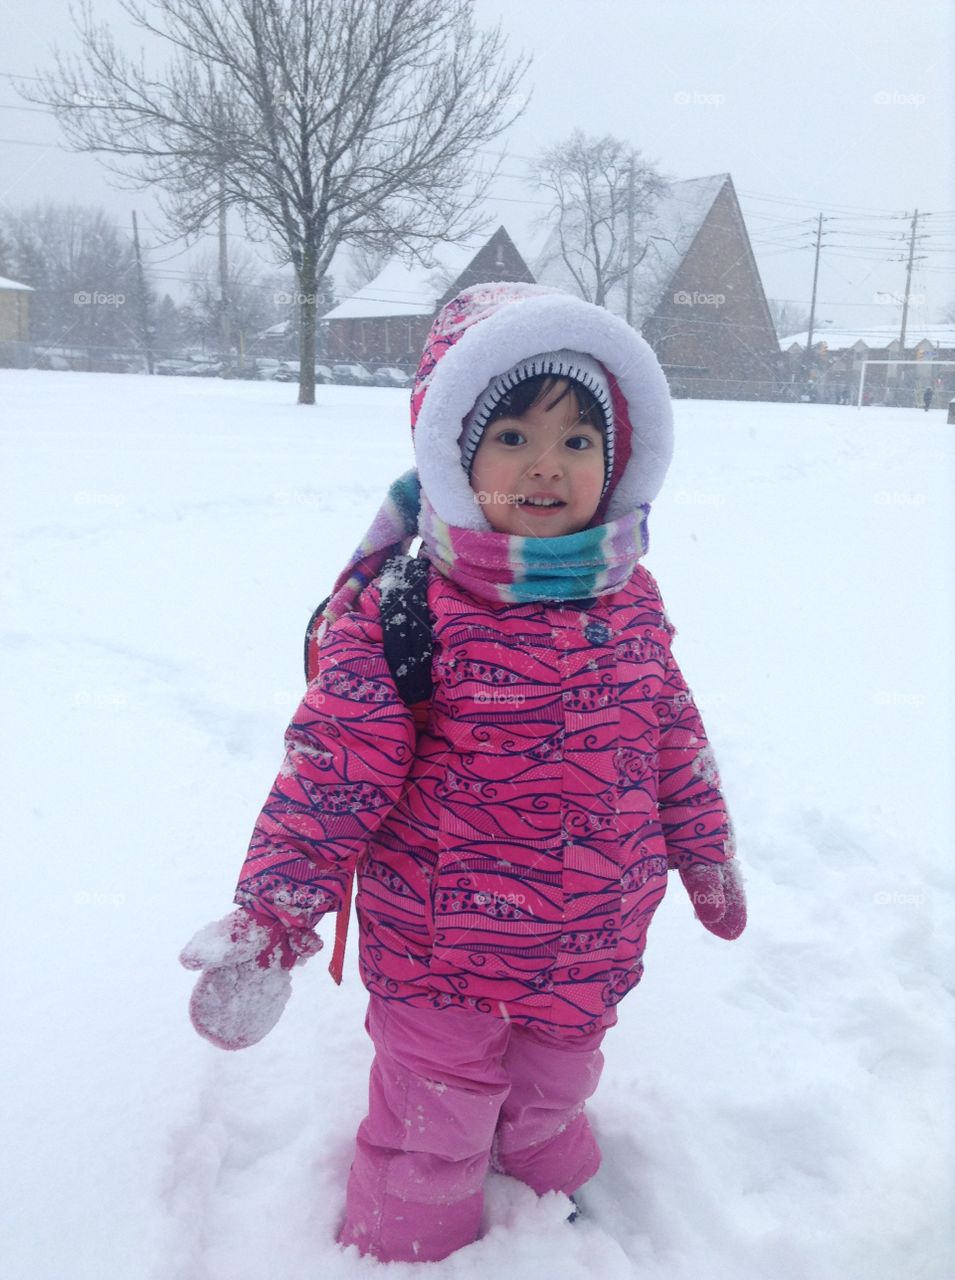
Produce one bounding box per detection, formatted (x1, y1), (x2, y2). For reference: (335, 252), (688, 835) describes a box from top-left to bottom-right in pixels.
(899, 209), (919, 352)
(802, 212), (825, 386)
(218, 168), (231, 372)
(625, 150), (635, 327)
(131, 210), (154, 375)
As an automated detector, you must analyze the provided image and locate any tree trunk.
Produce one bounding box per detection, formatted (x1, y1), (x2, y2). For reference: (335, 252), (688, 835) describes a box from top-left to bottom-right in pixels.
(297, 253), (317, 406)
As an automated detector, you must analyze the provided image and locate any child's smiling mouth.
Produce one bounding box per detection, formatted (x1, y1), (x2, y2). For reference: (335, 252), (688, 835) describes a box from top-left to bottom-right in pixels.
(517, 494), (567, 511)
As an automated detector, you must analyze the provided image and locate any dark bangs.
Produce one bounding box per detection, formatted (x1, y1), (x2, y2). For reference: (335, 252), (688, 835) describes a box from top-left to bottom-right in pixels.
(486, 375), (606, 433)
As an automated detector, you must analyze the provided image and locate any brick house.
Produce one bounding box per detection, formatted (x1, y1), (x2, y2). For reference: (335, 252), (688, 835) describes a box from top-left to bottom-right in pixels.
(779, 325), (955, 405)
(319, 227), (535, 369)
(533, 174), (779, 399)
(0, 275), (32, 342)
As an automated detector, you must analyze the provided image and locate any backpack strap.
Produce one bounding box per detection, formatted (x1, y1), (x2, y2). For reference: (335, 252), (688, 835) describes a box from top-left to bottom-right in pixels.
(302, 553), (433, 985)
(303, 553), (433, 704)
(378, 553), (433, 705)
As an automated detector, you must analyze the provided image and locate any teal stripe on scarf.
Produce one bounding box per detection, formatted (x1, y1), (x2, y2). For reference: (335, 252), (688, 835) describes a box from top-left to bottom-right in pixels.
(509, 524), (612, 601)
(318, 469), (648, 635)
(419, 489), (647, 605)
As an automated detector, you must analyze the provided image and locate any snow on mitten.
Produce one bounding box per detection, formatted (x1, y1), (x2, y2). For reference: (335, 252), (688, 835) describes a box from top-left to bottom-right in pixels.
(179, 907), (322, 1050)
(678, 860), (747, 940)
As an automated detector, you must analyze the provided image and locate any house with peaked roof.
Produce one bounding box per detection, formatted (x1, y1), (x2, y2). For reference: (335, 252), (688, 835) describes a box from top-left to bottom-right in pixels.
(779, 324), (955, 405)
(319, 227), (535, 369)
(0, 275), (33, 344)
(533, 174), (779, 399)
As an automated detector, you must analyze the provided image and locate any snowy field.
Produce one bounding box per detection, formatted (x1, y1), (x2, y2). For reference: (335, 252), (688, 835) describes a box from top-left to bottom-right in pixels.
(2, 368), (954, 1280)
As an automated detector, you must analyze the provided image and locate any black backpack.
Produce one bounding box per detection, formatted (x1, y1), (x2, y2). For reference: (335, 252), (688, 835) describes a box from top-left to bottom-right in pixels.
(303, 553), (434, 705)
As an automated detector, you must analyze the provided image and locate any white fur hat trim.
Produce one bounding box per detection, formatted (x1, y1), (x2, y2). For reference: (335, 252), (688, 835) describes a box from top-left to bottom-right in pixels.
(414, 292), (674, 531)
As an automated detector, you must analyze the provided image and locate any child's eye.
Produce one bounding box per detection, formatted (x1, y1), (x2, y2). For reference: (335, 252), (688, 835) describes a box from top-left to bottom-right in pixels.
(566, 435), (595, 451)
(496, 429), (525, 446)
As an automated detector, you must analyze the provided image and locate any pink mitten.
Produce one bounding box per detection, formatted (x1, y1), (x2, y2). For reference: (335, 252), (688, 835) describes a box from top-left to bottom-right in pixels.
(179, 908), (322, 1050)
(678, 860), (747, 940)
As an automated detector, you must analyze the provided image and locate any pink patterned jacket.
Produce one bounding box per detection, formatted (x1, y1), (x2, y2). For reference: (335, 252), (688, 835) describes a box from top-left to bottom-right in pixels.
(234, 561), (733, 1036)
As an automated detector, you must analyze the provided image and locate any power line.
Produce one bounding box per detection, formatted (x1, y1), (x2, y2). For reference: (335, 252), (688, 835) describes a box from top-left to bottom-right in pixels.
(0, 134), (61, 148)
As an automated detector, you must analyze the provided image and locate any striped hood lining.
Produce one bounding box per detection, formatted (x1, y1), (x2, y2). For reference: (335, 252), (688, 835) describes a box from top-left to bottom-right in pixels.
(458, 348), (615, 498)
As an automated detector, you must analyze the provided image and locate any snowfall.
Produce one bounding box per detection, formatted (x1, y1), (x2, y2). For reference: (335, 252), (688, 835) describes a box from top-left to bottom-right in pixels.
(2, 368), (953, 1280)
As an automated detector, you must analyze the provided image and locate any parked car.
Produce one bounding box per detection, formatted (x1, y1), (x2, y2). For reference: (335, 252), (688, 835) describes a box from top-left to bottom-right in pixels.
(33, 351), (71, 371)
(155, 359), (195, 376)
(271, 361), (339, 384)
(372, 365), (412, 388)
(331, 361), (374, 385)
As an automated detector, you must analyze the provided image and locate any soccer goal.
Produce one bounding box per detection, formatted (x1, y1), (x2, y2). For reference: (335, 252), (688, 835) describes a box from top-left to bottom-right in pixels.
(856, 359), (955, 408)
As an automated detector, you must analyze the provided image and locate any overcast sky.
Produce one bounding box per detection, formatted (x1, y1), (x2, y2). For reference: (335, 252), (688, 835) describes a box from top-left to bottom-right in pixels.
(1, 0), (953, 332)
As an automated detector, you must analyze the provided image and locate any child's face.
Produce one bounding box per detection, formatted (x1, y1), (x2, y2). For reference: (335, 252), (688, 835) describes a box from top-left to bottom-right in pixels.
(468, 380), (606, 537)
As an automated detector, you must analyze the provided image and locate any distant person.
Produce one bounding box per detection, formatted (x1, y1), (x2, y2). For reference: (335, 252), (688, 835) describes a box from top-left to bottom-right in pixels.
(923, 386), (934, 412)
(178, 282), (747, 1262)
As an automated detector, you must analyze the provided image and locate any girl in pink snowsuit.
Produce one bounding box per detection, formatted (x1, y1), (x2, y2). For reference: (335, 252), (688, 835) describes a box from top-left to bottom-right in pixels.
(180, 282), (746, 1263)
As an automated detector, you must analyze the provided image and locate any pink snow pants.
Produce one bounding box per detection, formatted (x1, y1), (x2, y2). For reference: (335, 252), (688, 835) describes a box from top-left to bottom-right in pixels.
(337, 994), (606, 1263)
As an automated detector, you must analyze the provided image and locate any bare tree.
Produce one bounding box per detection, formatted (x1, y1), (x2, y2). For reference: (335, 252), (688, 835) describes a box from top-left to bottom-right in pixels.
(0, 224), (15, 278)
(25, 0), (529, 403)
(768, 299), (811, 341)
(344, 244), (392, 297)
(185, 245), (278, 358)
(1, 201), (147, 357)
(532, 131), (668, 312)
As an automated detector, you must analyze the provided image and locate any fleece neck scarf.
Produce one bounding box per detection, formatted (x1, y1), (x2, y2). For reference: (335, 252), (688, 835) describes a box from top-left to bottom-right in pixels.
(316, 469), (649, 638)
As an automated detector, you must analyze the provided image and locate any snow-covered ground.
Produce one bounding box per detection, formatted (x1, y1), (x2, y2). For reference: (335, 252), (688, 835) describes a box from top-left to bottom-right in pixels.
(2, 369), (953, 1280)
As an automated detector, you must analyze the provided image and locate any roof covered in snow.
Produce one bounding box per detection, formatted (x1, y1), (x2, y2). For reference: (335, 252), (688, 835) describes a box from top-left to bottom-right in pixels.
(0, 275), (34, 292)
(531, 173), (729, 324)
(780, 324), (955, 352)
(260, 319), (292, 337)
(321, 241), (483, 320)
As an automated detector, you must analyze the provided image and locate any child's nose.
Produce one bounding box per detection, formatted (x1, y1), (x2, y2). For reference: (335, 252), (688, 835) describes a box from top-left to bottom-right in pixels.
(528, 450), (562, 479)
